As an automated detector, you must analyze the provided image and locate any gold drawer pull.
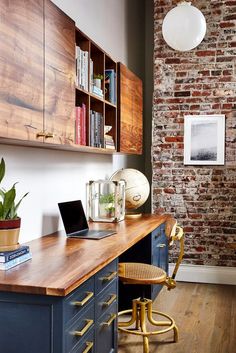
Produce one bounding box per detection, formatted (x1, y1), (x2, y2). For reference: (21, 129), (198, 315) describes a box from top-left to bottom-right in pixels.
(100, 271), (117, 282)
(156, 243), (166, 248)
(101, 313), (116, 327)
(102, 294), (117, 307)
(45, 132), (54, 138)
(36, 131), (46, 138)
(82, 341), (93, 353)
(73, 291), (94, 306)
(73, 319), (94, 336)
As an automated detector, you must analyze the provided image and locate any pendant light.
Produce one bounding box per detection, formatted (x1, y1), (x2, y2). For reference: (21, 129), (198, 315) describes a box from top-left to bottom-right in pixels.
(162, 1), (207, 51)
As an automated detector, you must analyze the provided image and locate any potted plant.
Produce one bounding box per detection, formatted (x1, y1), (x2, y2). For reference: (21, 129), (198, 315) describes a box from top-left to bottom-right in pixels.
(99, 193), (115, 218)
(0, 158), (28, 251)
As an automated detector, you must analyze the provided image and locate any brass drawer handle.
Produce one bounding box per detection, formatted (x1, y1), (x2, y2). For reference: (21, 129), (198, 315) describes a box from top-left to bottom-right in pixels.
(73, 291), (94, 306)
(82, 341), (94, 353)
(156, 243), (166, 248)
(73, 319), (94, 336)
(45, 132), (54, 138)
(36, 131), (46, 138)
(100, 271), (117, 282)
(101, 313), (116, 327)
(102, 294), (117, 307)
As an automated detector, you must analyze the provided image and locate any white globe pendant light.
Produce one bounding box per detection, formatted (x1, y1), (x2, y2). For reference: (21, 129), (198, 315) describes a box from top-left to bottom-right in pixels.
(162, 1), (207, 51)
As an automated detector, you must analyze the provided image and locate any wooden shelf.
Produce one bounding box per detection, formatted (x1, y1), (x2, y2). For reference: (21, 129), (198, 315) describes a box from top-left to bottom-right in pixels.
(75, 27), (117, 151)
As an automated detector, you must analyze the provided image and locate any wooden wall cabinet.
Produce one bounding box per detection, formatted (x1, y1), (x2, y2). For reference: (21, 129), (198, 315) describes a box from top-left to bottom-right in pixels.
(0, 0), (75, 146)
(43, 0), (75, 145)
(0, 0), (143, 155)
(0, 0), (44, 141)
(117, 62), (143, 155)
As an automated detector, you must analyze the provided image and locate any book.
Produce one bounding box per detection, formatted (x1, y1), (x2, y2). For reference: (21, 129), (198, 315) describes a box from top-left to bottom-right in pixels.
(0, 245), (30, 263)
(105, 69), (116, 104)
(0, 252), (32, 270)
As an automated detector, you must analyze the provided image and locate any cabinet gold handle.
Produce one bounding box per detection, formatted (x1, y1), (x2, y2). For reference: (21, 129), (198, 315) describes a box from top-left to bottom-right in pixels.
(101, 313), (116, 327)
(156, 243), (166, 248)
(45, 132), (54, 138)
(73, 291), (94, 306)
(100, 271), (117, 282)
(102, 294), (117, 307)
(36, 131), (46, 138)
(82, 341), (94, 353)
(73, 319), (94, 336)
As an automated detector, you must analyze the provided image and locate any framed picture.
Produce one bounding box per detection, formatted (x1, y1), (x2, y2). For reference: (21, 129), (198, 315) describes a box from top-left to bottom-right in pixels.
(184, 115), (225, 165)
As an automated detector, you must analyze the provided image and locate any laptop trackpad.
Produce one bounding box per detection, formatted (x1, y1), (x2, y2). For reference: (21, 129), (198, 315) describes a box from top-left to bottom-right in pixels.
(68, 230), (116, 240)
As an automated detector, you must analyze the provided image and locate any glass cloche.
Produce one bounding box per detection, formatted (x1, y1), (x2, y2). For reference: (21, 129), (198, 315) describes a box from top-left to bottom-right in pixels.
(87, 180), (125, 222)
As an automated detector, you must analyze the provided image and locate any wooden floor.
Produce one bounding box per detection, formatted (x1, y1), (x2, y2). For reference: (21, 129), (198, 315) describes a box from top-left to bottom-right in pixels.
(118, 282), (236, 353)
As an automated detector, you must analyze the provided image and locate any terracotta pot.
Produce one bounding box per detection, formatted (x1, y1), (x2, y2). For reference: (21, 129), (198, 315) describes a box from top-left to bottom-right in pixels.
(0, 218), (21, 252)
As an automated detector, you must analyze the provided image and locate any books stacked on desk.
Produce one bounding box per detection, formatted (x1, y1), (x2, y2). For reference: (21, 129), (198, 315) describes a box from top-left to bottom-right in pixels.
(0, 245), (32, 270)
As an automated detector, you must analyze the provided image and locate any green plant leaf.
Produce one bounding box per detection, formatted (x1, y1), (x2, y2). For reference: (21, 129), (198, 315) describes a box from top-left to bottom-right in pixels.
(3, 186), (16, 219)
(0, 158), (5, 184)
(0, 201), (3, 219)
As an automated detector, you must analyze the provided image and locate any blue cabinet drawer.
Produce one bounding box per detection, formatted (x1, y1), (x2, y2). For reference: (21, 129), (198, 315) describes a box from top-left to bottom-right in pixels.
(70, 330), (95, 353)
(152, 230), (168, 273)
(65, 302), (95, 353)
(95, 279), (118, 320)
(64, 277), (95, 325)
(95, 259), (118, 295)
(96, 302), (117, 353)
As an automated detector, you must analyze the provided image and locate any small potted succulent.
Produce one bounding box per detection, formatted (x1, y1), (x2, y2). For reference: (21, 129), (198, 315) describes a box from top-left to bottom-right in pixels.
(0, 158), (28, 251)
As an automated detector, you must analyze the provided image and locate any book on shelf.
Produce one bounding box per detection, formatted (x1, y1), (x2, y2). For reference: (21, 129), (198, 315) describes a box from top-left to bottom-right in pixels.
(89, 110), (104, 148)
(104, 132), (115, 150)
(105, 69), (116, 104)
(92, 85), (104, 98)
(0, 245), (30, 263)
(75, 104), (86, 145)
(0, 252), (32, 271)
(76, 46), (89, 91)
(90, 58), (94, 92)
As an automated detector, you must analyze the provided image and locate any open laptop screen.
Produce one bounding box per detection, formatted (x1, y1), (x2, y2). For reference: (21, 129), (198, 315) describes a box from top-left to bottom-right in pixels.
(58, 200), (88, 235)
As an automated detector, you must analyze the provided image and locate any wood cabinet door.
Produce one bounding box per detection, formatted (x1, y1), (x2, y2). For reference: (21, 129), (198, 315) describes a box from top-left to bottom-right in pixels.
(0, 0), (44, 141)
(118, 63), (143, 154)
(44, 0), (75, 145)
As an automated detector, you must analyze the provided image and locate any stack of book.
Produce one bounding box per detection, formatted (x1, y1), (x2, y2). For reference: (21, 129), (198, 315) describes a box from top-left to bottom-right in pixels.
(105, 69), (116, 104)
(0, 245), (32, 271)
(75, 104), (86, 145)
(76, 46), (89, 91)
(90, 110), (104, 148)
(104, 125), (115, 150)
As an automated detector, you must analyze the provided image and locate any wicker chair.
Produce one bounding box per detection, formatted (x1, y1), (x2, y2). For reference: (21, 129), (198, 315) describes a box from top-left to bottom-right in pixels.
(118, 218), (184, 353)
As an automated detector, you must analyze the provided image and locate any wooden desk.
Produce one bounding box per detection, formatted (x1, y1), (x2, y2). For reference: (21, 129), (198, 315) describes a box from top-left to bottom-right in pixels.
(0, 214), (170, 353)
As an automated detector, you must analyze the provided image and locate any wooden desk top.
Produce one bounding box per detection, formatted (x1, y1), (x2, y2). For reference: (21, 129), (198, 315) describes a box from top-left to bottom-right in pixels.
(0, 214), (169, 297)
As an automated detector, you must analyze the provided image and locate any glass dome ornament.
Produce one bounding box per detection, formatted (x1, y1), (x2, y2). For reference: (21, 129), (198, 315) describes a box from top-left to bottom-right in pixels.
(87, 180), (125, 222)
(162, 1), (206, 51)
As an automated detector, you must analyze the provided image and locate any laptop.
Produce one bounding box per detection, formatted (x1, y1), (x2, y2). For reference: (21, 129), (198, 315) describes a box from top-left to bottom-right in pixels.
(58, 200), (116, 239)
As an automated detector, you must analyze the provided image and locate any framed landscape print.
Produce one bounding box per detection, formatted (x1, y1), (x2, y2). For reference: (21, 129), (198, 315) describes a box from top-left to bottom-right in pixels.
(184, 115), (225, 165)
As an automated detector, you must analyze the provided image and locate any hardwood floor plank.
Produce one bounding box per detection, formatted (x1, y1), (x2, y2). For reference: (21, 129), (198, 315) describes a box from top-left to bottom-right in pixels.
(118, 282), (236, 353)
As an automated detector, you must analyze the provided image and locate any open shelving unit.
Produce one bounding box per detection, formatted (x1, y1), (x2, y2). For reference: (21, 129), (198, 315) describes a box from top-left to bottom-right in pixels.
(75, 27), (117, 152)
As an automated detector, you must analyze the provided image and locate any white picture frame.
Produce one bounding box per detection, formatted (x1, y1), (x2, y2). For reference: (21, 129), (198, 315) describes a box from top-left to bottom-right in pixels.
(184, 115), (225, 165)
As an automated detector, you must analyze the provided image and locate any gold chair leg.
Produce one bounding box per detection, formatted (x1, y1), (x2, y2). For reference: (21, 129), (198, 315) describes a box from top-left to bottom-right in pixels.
(140, 301), (149, 353)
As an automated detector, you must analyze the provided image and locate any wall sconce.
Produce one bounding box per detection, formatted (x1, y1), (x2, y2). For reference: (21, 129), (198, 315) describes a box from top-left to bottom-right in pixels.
(162, 1), (206, 51)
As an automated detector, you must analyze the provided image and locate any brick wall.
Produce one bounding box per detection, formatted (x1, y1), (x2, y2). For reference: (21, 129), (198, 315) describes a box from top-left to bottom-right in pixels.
(152, 0), (236, 266)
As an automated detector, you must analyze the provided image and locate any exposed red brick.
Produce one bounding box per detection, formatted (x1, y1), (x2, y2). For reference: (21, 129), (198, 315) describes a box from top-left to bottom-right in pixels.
(153, 0), (236, 267)
(165, 136), (183, 143)
(196, 50), (216, 57)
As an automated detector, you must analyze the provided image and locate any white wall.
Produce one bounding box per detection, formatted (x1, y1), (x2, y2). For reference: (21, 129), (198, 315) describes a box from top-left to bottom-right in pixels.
(1, 0), (145, 243)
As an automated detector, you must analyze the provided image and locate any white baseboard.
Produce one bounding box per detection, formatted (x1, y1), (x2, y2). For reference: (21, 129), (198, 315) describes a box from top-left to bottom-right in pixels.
(169, 264), (236, 285)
